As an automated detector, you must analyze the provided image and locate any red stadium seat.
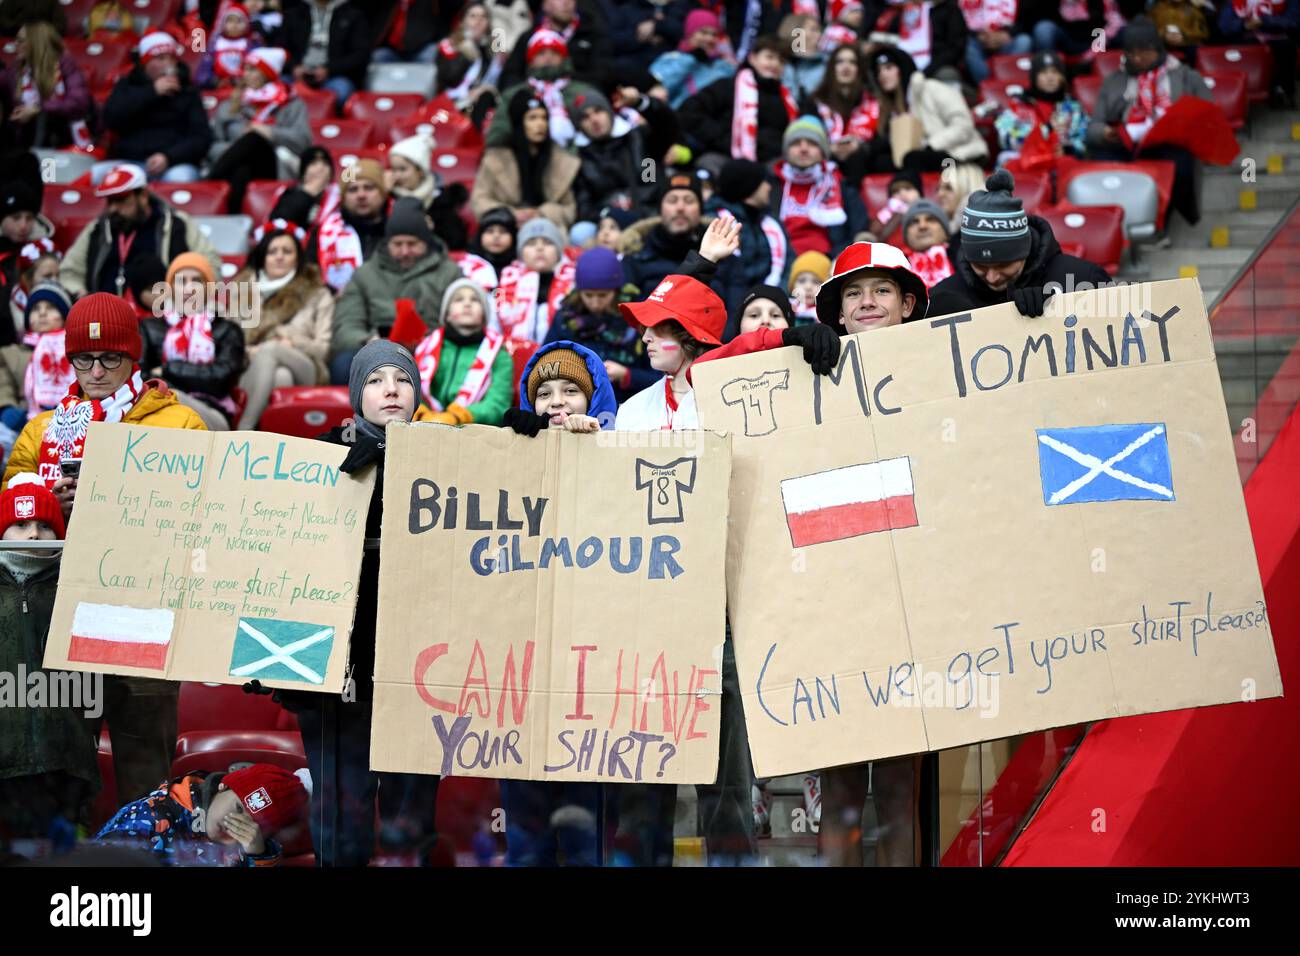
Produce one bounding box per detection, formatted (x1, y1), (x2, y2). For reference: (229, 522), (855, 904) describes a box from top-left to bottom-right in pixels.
(257, 386), (353, 437)
(177, 681), (289, 733)
(860, 171), (942, 220)
(1015, 170), (1051, 214)
(294, 82), (337, 121)
(124, 0), (181, 31)
(978, 78), (1027, 110)
(1091, 48), (1125, 76)
(219, 254), (246, 279)
(43, 183), (105, 248)
(987, 52), (1036, 83)
(330, 146), (390, 171)
(242, 179), (291, 223)
(429, 146), (481, 190)
(435, 777), (502, 858)
(1196, 44), (1273, 102)
(151, 180), (230, 215)
(1058, 158), (1175, 231)
(311, 118), (375, 151)
(56, 0), (100, 39)
(1201, 70), (1249, 131)
(407, 95), (484, 150)
(1039, 204), (1125, 275)
(201, 85), (234, 119)
(64, 36), (133, 92)
(1073, 73), (1103, 116)
(345, 92), (426, 147)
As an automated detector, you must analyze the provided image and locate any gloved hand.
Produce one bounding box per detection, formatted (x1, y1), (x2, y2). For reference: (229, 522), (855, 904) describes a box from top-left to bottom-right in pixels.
(242, 679), (274, 696)
(503, 407), (550, 437)
(429, 403), (473, 426)
(1011, 285), (1049, 318)
(782, 323), (842, 375)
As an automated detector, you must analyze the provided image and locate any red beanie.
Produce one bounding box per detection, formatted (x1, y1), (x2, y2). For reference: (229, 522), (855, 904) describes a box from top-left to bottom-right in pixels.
(0, 473), (66, 539)
(64, 292), (143, 361)
(223, 764), (310, 835)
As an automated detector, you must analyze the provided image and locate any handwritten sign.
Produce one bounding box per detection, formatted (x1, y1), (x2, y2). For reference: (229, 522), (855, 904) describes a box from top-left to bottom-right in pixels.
(44, 424), (374, 693)
(693, 278), (1282, 778)
(370, 424), (731, 783)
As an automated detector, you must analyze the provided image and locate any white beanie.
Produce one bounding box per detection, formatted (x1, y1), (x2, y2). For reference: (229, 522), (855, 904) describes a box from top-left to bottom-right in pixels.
(390, 134), (435, 177)
(247, 46), (288, 80)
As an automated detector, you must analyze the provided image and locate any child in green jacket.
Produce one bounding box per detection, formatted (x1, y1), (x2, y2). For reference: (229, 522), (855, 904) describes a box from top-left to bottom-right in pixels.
(414, 278), (515, 426)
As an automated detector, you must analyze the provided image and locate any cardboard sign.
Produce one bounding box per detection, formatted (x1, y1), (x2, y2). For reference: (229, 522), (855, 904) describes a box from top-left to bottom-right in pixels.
(693, 278), (1281, 778)
(370, 424), (731, 783)
(44, 424), (373, 693)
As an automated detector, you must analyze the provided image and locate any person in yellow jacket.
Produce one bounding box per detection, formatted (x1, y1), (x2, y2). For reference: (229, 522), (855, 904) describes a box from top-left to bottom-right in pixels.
(2, 292), (206, 806)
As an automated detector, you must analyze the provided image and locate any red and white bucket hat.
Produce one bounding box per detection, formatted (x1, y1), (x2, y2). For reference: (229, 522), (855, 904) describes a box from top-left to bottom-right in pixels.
(815, 241), (929, 330)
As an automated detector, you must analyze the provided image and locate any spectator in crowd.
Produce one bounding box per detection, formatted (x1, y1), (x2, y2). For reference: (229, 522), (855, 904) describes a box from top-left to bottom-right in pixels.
(901, 197), (955, 285)
(650, 7), (735, 108)
(621, 172), (731, 297)
(0, 20), (92, 151)
(371, 0), (455, 64)
(488, 30), (604, 150)
(386, 134), (469, 252)
(473, 91), (581, 230)
(307, 159), (390, 293)
(245, 0), (286, 37)
(208, 47), (311, 215)
(413, 278), (512, 426)
(705, 160), (791, 315)
(935, 159), (985, 234)
(1219, 0), (1298, 108)
(61, 165), (222, 298)
(572, 86), (678, 224)
(595, 204), (639, 253)
(866, 168), (922, 240)
(727, 283), (794, 343)
(434, 1), (506, 119)
(607, 0), (688, 74)
(95, 764), (310, 866)
(773, 115), (859, 258)
(99, 32), (213, 185)
(678, 33), (806, 166)
(812, 43), (880, 184)
(8, 248), (60, 342)
(824, 0), (866, 49)
(330, 199), (461, 383)
(494, 216), (576, 343)
(1150, 0), (1212, 52)
(498, 0), (613, 89)
(1085, 16), (1213, 226)
(278, 0), (371, 107)
(544, 245), (652, 404)
(0, 180), (55, 345)
(460, 205), (517, 288)
(994, 51), (1088, 164)
(928, 169), (1111, 317)
(961, 0), (1033, 83)
(788, 248), (831, 322)
(868, 0), (969, 79)
(779, 11), (828, 101)
(870, 45), (988, 172)
(3, 281), (74, 424)
(0, 474), (95, 841)
(141, 252), (247, 431)
(196, 1), (261, 89)
(1025, 0), (1110, 56)
(233, 219), (333, 430)
(86, 0), (137, 38)
(268, 144), (336, 230)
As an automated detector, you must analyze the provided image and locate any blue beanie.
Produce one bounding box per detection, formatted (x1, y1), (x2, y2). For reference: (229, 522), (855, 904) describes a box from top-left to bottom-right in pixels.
(574, 246), (624, 291)
(24, 280), (72, 329)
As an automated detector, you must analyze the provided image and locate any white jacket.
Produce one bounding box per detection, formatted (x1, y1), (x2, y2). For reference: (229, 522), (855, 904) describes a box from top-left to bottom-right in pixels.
(614, 376), (699, 431)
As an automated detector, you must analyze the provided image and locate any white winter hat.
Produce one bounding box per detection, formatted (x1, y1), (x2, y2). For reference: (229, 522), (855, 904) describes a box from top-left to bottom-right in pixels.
(247, 47), (288, 80)
(389, 134), (436, 177)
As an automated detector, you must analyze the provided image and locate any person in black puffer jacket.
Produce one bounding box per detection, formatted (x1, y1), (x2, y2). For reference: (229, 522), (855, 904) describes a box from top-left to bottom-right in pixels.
(572, 87), (679, 223)
(619, 172), (739, 299)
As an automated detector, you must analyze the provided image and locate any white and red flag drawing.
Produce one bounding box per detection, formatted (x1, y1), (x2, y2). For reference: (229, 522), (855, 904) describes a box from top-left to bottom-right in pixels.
(67, 603), (175, 671)
(780, 457), (918, 547)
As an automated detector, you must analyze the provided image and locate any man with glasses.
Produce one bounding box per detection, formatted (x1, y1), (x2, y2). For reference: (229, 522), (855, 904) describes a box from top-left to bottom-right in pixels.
(3, 293), (206, 805)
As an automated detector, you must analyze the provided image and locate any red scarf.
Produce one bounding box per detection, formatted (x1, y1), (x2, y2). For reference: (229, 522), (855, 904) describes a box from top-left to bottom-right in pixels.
(906, 244), (954, 287)
(37, 368), (145, 486)
(241, 78), (290, 123)
(1122, 63), (1173, 147)
(494, 258), (576, 343)
(776, 161), (847, 256)
(213, 35), (251, 82)
(1233, 0), (1280, 17)
(413, 327), (505, 410)
(386, 0), (411, 48)
(731, 67), (799, 161)
(23, 329), (75, 418)
(817, 93), (880, 142)
(959, 0), (1017, 32)
(162, 311), (217, 364)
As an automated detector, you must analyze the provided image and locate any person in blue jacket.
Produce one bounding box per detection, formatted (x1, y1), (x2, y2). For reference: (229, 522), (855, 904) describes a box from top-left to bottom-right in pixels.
(650, 7), (736, 108)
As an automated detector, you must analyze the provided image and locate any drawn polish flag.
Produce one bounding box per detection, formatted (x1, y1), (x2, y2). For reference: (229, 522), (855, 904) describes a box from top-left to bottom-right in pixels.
(780, 458), (918, 548)
(67, 603), (175, 671)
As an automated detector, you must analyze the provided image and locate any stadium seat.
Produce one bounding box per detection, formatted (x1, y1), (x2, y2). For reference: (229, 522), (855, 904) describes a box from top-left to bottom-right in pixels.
(429, 147), (480, 189)
(151, 180), (231, 215)
(56, 0), (100, 39)
(407, 95), (484, 150)
(1072, 73), (1102, 116)
(242, 179), (291, 223)
(435, 777), (502, 859)
(1039, 204), (1125, 275)
(1015, 170), (1051, 214)
(1065, 168), (1160, 241)
(257, 386), (353, 437)
(178, 681), (288, 733)
(1058, 159), (1174, 232)
(201, 85), (234, 119)
(43, 183), (104, 247)
(294, 82), (337, 121)
(330, 146), (390, 170)
(1201, 71), (1249, 131)
(1197, 45), (1272, 102)
(366, 62), (436, 96)
(32, 148), (95, 185)
(1091, 49), (1125, 76)
(124, 0), (181, 33)
(220, 254), (246, 279)
(64, 36), (133, 92)
(311, 118), (376, 151)
(859, 171), (942, 220)
(978, 78), (1026, 110)
(193, 214), (254, 255)
(345, 92), (426, 147)
(987, 53), (1035, 83)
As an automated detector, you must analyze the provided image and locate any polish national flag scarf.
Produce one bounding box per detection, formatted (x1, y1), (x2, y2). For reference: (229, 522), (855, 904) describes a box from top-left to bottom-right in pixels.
(316, 209), (364, 290)
(494, 258), (576, 343)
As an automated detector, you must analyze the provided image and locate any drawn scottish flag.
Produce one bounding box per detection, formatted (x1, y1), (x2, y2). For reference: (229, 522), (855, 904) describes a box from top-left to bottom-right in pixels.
(229, 617), (335, 685)
(1036, 423), (1175, 506)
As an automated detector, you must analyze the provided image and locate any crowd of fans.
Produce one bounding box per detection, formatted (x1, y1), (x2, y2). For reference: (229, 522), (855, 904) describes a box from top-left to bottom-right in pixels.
(0, 0), (1295, 866)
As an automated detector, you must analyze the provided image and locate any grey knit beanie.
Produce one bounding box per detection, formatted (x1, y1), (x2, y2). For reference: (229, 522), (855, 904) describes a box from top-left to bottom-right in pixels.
(348, 340), (420, 421)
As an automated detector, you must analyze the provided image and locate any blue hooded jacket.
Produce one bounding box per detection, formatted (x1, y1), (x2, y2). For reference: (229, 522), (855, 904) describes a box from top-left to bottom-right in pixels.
(518, 340), (619, 430)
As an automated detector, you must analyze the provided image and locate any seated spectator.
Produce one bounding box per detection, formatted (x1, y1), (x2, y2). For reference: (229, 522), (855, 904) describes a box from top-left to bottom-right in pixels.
(487, 31), (603, 150)
(607, 0), (688, 74)
(413, 279), (513, 426)
(386, 134), (470, 251)
(962, 0), (1034, 83)
(372, 0), (454, 64)
(11, 282), (75, 421)
(1027, 0), (1110, 56)
(868, 0), (969, 80)
(61, 165), (221, 298)
(678, 33), (806, 165)
(595, 205), (640, 253)
(813, 43), (880, 184)
(788, 248), (831, 322)
(779, 11), (828, 101)
(773, 116), (858, 258)
(1086, 16), (1214, 226)
(0, 20), (93, 151)
(494, 217), (576, 343)
(705, 160), (792, 315)
(330, 199), (461, 383)
(621, 172), (736, 296)
(870, 46), (988, 173)
(572, 87), (679, 224)
(459, 205), (517, 287)
(7, 245), (60, 344)
(279, 0), (371, 108)
(233, 220), (334, 429)
(1150, 0), (1212, 53)
(473, 91), (581, 230)
(935, 159), (986, 234)
(98, 32), (213, 185)
(927, 169), (1111, 318)
(87, 0), (138, 39)
(196, 1), (261, 89)
(307, 159), (390, 292)
(544, 245), (651, 404)
(247, 0), (285, 38)
(727, 284), (794, 343)
(141, 253), (247, 431)
(866, 169), (922, 241)
(95, 764), (310, 867)
(498, 0), (613, 90)
(901, 197), (955, 286)
(434, 1), (506, 118)
(0, 181), (56, 345)
(824, 0), (866, 50)
(269, 144), (336, 230)
(1218, 0), (1298, 108)
(994, 51), (1088, 164)
(208, 48), (311, 215)
(650, 7), (735, 108)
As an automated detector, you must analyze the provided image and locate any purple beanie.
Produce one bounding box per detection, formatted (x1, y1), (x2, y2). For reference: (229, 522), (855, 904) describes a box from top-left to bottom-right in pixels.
(575, 246), (624, 291)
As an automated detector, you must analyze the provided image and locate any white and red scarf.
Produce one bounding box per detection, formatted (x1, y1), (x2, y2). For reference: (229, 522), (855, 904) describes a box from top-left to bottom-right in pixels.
(213, 35), (252, 82)
(241, 77), (290, 123)
(9, 238), (58, 315)
(493, 258), (576, 343)
(731, 67), (800, 161)
(758, 215), (788, 287)
(37, 368), (145, 486)
(907, 244), (954, 287)
(527, 76), (576, 146)
(18, 67), (93, 148)
(1234, 0), (1281, 18)
(1060, 0), (1089, 20)
(817, 93), (880, 141)
(776, 161), (847, 256)
(450, 251), (499, 291)
(23, 329), (74, 418)
(791, 294), (817, 322)
(413, 326), (505, 410)
(959, 0), (1018, 33)
(820, 22), (859, 52)
(316, 209), (364, 290)
(1123, 63), (1173, 146)
(888, 2), (933, 71)
(162, 311), (217, 363)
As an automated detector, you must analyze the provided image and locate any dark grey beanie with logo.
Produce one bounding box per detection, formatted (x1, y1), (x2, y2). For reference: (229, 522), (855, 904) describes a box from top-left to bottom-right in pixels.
(960, 169), (1032, 264)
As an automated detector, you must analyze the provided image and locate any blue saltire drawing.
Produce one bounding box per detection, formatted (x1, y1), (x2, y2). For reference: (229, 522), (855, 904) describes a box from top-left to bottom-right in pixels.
(1036, 422), (1175, 506)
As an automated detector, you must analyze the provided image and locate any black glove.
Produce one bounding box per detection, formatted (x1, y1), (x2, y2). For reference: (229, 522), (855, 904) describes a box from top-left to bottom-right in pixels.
(1011, 285), (1049, 318)
(503, 406), (550, 437)
(782, 323), (842, 375)
(242, 679), (274, 696)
